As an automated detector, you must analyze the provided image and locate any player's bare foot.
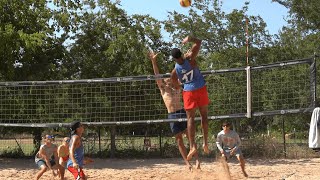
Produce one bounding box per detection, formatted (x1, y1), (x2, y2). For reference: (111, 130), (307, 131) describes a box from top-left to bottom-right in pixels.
(242, 170), (248, 177)
(203, 144), (209, 154)
(52, 170), (58, 177)
(185, 160), (193, 172)
(57, 170), (61, 178)
(187, 147), (197, 161)
(195, 160), (201, 169)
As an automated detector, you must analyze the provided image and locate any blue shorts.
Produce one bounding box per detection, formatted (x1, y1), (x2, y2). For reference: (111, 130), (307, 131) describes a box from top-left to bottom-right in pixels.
(223, 148), (242, 159)
(36, 159), (56, 169)
(168, 109), (187, 135)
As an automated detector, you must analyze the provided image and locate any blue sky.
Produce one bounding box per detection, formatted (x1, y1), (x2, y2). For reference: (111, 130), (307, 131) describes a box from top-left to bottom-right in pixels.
(118, 0), (288, 36)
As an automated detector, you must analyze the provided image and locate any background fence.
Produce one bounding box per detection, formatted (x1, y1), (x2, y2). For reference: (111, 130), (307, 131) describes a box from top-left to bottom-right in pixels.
(0, 121), (316, 159)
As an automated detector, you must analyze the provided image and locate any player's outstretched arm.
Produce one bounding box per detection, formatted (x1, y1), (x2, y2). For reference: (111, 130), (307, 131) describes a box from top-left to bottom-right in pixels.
(182, 36), (201, 62)
(149, 52), (164, 89)
(53, 146), (59, 165)
(216, 134), (224, 154)
(170, 68), (181, 90)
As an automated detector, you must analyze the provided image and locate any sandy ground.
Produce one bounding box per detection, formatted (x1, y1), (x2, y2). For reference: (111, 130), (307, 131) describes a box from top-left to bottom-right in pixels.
(0, 157), (320, 180)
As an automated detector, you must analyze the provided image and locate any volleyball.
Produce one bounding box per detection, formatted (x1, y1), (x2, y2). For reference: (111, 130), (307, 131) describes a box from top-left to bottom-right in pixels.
(180, 0), (191, 7)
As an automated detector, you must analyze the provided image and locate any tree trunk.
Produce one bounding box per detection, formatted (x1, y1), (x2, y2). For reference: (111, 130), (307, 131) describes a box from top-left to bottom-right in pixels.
(32, 128), (42, 156)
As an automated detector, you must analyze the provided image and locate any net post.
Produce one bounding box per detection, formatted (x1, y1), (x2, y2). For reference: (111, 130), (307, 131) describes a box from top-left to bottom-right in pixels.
(246, 66), (252, 118)
(98, 127), (101, 157)
(282, 117), (287, 158)
(110, 125), (116, 158)
(310, 54), (317, 108)
(245, 17), (251, 118)
(246, 18), (249, 66)
(159, 130), (163, 157)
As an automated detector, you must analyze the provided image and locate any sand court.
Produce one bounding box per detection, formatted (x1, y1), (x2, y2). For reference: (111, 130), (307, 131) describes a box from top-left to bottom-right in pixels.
(1, 157), (320, 180)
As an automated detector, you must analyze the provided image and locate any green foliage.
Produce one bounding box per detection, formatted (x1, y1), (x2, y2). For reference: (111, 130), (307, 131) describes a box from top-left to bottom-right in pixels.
(273, 0), (320, 58)
(66, 1), (169, 79)
(273, 0), (320, 32)
(286, 144), (318, 158)
(0, 146), (24, 158)
(164, 0), (272, 53)
(242, 135), (283, 158)
(0, 0), (71, 81)
(162, 141), (180, 158)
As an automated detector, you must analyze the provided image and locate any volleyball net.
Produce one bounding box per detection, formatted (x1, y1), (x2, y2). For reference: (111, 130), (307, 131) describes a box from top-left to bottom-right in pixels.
(0, 57), (316, 127)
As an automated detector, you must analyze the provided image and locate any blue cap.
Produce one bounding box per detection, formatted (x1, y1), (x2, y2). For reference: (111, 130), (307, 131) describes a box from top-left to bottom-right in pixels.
(47, 135), (54, 139)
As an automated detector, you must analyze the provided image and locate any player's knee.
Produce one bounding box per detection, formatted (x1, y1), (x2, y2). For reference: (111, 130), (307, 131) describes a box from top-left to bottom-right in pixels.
(41, 165), (47, 171)
(175, 133), (183, 140)
(238, 156), (245, 162)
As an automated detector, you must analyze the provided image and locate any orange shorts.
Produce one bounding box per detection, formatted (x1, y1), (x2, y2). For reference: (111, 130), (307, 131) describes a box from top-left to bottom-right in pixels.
(68, 166), (85, 180)
(183, 86), (210, 110)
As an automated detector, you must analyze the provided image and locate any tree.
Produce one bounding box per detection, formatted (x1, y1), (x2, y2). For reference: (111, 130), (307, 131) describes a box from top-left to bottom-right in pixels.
(65, 1), (170, 79)
(273, 0), (320, 32)
(0, 0), (90, 153)
(0, 0), (72, 81)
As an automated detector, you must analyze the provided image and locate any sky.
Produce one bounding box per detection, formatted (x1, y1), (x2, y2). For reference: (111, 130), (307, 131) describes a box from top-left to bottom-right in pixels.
(118, 0), (288, 38)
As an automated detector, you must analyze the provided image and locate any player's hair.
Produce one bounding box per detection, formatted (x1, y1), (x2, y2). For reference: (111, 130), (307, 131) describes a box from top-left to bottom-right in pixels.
(70, 121), (81, 135)
(171, 48), (182, 58)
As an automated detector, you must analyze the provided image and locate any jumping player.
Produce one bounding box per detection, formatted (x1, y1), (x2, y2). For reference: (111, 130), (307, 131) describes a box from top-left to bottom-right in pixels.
(170, 36), (210, 161)
(149, 51), (200, 170)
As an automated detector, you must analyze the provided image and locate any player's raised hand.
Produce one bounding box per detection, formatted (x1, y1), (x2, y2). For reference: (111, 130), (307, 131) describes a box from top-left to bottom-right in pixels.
(149, 52), (159, 61)
(182, 36), (192, 45)
(184, 48), (192, 59)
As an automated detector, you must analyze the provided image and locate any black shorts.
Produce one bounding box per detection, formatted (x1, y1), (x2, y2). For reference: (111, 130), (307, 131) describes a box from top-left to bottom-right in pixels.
(168, 109), (187, 135)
